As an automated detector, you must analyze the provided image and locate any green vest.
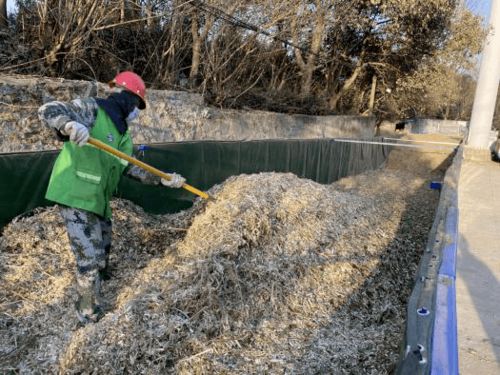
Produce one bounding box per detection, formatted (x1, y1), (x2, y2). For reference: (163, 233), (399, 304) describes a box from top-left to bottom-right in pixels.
(45, 108), (133, 218)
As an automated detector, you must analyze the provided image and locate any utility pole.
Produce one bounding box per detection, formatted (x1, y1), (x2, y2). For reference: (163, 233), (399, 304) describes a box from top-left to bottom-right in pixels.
(467, 0), (500, 150)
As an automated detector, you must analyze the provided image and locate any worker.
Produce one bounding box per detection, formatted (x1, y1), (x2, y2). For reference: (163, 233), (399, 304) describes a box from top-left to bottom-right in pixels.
(38, 71), (185, 325)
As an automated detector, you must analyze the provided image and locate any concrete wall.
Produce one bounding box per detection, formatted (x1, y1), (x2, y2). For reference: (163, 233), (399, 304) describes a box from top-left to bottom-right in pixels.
(409, 119), (468, 136)
(0, 74), (376, 153)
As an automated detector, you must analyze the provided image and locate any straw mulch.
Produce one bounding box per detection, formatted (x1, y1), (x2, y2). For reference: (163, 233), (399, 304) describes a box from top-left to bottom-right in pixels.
(0, 150), (448, 374)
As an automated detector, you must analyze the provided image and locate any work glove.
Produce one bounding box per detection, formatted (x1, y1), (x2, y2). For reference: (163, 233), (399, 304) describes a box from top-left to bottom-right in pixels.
(160, 173), (186, 188)
(63, 121), (89, 146)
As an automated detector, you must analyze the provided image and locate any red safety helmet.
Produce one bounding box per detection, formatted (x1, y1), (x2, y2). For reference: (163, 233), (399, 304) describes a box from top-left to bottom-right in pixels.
(110, 71), (146, 109)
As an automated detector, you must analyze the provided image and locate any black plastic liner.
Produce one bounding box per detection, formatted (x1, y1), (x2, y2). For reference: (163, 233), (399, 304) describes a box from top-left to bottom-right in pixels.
(0, 138), (389, 231)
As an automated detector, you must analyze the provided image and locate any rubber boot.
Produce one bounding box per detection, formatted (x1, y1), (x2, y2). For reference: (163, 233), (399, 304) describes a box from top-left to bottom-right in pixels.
(99, 242), (112, 281)
(75, 271), (104, 325)
(75, 293), (103, 325)
(99, 262), (112, 281)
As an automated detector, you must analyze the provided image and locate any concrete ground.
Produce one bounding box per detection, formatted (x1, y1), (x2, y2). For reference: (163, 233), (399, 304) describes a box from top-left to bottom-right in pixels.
(457, 157), (500, 374)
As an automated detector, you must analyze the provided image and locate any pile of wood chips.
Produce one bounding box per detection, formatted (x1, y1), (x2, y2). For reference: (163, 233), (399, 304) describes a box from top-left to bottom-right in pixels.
(0, 149), (449, 374)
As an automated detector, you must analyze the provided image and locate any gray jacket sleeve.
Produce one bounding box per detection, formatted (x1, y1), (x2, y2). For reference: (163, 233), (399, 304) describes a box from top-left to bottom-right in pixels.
(39, 98), (161, 184)
(38, 98), (98, 133)
(125, 165), (162, 185)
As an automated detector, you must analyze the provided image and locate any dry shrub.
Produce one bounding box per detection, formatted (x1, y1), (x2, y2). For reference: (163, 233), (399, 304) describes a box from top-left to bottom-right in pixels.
(1, 152), (447, 373)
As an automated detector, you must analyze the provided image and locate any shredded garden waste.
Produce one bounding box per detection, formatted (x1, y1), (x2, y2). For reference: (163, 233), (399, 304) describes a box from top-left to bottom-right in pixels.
(0, 149), (449, 374)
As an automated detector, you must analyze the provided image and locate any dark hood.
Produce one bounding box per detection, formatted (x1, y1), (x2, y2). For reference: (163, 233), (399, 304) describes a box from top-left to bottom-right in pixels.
(95, 91), (140, 134)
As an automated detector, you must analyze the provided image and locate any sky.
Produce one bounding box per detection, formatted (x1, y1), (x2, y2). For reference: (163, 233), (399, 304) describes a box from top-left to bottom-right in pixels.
(6, 0), (15, 13)
(466, 0), (493, 22)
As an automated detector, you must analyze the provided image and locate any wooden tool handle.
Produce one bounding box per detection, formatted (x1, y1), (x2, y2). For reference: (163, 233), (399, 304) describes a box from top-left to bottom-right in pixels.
(88, 137), (209, 199)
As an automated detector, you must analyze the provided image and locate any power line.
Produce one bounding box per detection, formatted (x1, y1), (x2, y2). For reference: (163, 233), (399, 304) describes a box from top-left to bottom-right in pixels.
(191, 0), (320, 59)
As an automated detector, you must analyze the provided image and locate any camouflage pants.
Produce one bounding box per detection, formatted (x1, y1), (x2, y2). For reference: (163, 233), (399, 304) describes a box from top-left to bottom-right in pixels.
(60, 206), (112, 311)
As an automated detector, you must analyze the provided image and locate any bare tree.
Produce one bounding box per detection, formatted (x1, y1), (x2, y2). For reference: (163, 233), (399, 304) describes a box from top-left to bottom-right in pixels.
(188, 2), (218, 87)
(392, 4), (485, 120)
(1, 0), (485, 119)
(0, 0), (7, 28)
(290, 1), (327, 97)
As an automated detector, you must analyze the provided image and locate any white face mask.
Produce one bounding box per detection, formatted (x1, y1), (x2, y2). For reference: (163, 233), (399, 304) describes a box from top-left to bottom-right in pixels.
(126, 107), (140, 122)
